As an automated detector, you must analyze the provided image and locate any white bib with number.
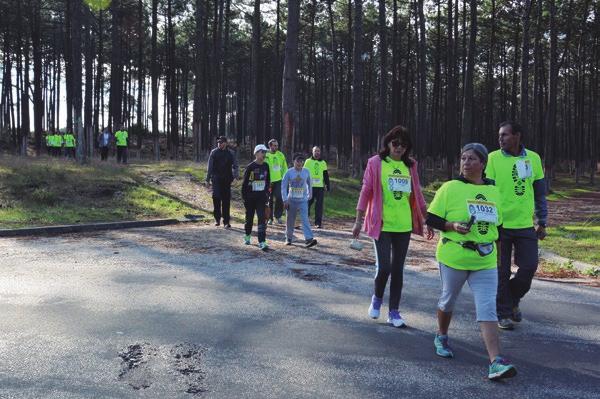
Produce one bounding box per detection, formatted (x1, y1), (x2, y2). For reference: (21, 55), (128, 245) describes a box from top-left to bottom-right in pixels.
(273, 164), (281, 172)
(516, 159), (532, 179)
(466, 200), (498, 224)
(291, 187), (304, 199)
(312, 177), (321, 185)
(387, 175), (412, 193)
(252, 180), (265, 191)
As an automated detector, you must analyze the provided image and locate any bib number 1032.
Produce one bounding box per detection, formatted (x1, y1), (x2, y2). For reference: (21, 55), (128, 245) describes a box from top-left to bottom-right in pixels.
(466, 200), (498, 224)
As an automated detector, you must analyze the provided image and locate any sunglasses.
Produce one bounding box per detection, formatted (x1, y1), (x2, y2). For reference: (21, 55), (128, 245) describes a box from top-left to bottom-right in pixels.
(391, 139), (407, 148)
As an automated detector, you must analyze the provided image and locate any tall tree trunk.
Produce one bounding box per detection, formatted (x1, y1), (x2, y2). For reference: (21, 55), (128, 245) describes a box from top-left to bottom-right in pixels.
(137, 0), (144, 148)
(84, 8), (94, 159)
(377, 0), (388, 145)
(151, 0), (160, 160)
(519, 0), (532, 128)
(351, 0), (364, 176)
(282, 0), (300, 156)
(72, 0), (85, 162)
(250, 0), (262, 146)
(110, 0), (124, 129)
(193, 0), (206, 162)
(31, 0), (43, 155)
(461, 0), (477, 145)
(415, 0), (427, 155)
(445, 0), (458, 178)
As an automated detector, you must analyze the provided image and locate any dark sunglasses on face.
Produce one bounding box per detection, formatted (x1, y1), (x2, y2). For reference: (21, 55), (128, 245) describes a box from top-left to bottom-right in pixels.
(391, 140), (407, 148)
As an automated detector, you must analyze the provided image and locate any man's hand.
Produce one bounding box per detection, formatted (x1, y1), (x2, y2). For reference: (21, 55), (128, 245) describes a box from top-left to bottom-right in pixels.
(536, 225), (547, 240)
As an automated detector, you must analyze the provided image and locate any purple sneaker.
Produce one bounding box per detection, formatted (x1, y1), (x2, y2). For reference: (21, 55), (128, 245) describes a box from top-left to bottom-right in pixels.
(368, 295), (382, 319)
(387, 309), (406, 328)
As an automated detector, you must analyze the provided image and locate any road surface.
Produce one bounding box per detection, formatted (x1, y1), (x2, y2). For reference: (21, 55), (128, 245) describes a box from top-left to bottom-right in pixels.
(0, 224), (598, 398)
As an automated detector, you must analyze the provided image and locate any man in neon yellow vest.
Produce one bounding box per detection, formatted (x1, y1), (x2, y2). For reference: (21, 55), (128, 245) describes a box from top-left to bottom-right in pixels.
(485, 121), (547, 331)
(114, 125), (129, 164)
(305, 146), (331, 228)
(265, 139), (288, 224)
(53, 131), (63, 157)
(63, 129), (76, 159)
(45, 131), (52, 155)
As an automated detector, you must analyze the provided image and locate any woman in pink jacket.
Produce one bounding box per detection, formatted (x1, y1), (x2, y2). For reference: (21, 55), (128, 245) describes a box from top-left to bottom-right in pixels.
(352, 125), (433, 328)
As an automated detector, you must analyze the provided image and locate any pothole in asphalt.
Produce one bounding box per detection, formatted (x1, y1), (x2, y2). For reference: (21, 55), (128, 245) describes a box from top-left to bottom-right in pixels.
(118, 342), (207, 395)
(290, 268), (326, 281)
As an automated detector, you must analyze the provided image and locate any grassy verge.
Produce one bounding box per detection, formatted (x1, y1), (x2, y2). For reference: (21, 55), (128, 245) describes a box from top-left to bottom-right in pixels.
(0, 157), (203, 229)
(541, 222), (600, 265)
(537, 259), (600, 280)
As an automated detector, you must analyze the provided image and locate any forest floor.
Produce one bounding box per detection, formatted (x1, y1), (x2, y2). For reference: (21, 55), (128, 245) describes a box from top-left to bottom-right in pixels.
(0, 154), (598, 279)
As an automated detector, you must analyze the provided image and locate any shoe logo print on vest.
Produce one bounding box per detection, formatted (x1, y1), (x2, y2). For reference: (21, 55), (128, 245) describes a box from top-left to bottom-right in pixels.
(393, 168), (404, 200)
(475, 193), (490, 235)
(511, 164), (526, 196)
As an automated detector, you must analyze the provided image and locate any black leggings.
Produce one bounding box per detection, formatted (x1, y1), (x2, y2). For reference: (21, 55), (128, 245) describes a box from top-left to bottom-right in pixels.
(373, 231), (411, 310)
(244, 197), (267, 242)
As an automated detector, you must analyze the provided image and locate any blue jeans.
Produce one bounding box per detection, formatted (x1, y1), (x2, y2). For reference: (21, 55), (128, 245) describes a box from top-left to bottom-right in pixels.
(286, 200), (313, 241)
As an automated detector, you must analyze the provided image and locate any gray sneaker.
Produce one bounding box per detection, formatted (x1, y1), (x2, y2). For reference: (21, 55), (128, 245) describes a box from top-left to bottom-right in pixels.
(498, 318), (515, 330)
(511, 306), (522, 323)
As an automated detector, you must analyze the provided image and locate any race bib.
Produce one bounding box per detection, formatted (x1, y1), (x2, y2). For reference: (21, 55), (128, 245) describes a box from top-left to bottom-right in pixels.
(291, 187), (304, 199)
(516, 159), (532, 179)
(312, 178), (321, 185)
(252, 180), (265, 191)
(467, 200), (498, 224)
(273, 165), (281, 172)
(387, 175), (412, 193)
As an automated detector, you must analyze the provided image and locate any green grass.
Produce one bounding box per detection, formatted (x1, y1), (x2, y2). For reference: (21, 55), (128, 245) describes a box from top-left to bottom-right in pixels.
(541, 223), (600, 265)
(546, 175), (600, 201)
(0, 157), (202, 229)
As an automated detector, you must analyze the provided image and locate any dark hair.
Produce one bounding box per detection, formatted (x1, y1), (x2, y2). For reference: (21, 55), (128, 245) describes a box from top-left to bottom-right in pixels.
(499, 120), (523, 137)
(378, 125), (414, 167)
(293, 153), (306, 161)
(268, 139), (278, 146)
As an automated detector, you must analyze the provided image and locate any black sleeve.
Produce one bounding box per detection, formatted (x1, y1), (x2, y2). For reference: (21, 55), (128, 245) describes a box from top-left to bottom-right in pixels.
(426, 212), (448, 232)
(241, 165), (251, 200)
(323, 170), (330, 190)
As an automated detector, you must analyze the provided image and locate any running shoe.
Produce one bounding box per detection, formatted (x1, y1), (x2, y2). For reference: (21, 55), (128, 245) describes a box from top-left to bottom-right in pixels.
(434, 334), (454, 358)
(244, 235), (251, 245)
(498, 318), (515, 330)
(276, 218), (284, 224)
(511, 306), (522, 323)
(488, 356), (517, 380)
(315, 224), (322, 229)
(285, 239), (292, 245)
(387, 309), (406, 328)
(268, 219), (273, 225)
(214, 222), (220, 227)
(368, 295), (382, 319)
(224, 223), (231, 229)
(305, 238), (317, 248)
(259, 241), (269, 251)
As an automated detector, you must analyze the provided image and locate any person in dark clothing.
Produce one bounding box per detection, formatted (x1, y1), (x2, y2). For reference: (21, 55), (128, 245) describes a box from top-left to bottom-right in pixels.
(306, 146), (331, 228)
(206, 136), (239, 228)
(242, 144), (271, 251)
(98, 128), (113, 161)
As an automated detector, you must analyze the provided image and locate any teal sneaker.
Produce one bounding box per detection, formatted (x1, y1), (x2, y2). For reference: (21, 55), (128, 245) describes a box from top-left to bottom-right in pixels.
(244, 235), (251, 245)
(488, 356), (517, 380)
(259, 241), (269, 251)
(434, 334), (454, 358)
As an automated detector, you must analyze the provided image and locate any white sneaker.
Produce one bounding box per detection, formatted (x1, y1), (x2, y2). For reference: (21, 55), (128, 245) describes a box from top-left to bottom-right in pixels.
(387, 310), (406, 328)
(368, 295), (382, 319)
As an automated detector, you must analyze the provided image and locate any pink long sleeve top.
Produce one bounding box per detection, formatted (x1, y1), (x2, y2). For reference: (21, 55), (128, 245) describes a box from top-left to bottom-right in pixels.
(356, 155), (428, 240)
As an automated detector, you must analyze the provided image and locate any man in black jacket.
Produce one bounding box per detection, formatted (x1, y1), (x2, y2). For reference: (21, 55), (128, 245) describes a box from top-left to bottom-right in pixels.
(206, 136), (239, 228)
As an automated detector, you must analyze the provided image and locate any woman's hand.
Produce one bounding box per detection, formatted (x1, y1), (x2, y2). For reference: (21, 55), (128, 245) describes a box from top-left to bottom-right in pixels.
(352, 222), (362, 238)
(426, 225), (435, 240)
(448, 222), (471, 235)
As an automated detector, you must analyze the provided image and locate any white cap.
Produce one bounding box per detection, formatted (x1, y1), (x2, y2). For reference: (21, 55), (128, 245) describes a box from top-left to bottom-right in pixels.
(254, 144), (268, 154)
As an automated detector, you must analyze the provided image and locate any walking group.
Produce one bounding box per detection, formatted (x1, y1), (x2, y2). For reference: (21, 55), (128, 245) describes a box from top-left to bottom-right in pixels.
(353, 121), (546, 381)
(202, 121), (546, 381)
(206, 137), (329, 251)
(44, 125), (129, 164)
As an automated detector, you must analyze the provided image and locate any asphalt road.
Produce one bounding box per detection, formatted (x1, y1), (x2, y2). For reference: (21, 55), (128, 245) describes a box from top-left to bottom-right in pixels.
(0, 225), (598, 398)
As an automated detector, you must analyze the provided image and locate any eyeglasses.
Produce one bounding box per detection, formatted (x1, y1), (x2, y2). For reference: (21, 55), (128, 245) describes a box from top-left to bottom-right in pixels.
(391, 140), (407, 148)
